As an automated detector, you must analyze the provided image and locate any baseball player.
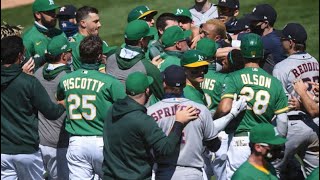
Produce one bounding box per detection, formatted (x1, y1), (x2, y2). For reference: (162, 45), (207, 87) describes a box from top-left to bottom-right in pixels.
(214, 33), (289, 179)
(273, 23), (319, 179)
(69, 6), (110, 72)
(189, 0), (218, 27)
(23, 0), (62, 70)
(57, 5), (78, 38)
(232, 123), (287, 180)
(1, 36), (65, 180)
(147, 65), (247, 180)
(181, 50), (210, 106)
(34, 34), (72, 180)
(56, 35), (126, 179)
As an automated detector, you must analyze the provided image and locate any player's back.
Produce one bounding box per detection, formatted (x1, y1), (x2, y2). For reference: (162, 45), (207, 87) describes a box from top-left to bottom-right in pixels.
(222, 67), (288, 133)
(58, 68), (125, 136)
(273, 52), (319, 96)
(147, 98), (216, 168)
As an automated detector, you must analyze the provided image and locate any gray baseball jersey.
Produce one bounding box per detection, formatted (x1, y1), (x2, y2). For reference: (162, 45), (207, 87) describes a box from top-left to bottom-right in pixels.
(273, 53), (319, 99)
(189, 4), (218, 27)
(147, 98), (217, 168)
(273, 53), (319, 178)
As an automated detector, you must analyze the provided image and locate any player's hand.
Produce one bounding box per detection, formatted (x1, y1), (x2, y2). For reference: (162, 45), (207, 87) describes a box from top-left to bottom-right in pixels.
(22, 57), (35, 75)
(57, 99), (66, 108)
(190, 34), (202, 49)
(288, 96), (301, 111)
(308, 81), (319, 96)
(175, 105), (198, 124)
(151, 55), (163, 67)
(230, 94), (247, 117)
(293, 79), (308, 95)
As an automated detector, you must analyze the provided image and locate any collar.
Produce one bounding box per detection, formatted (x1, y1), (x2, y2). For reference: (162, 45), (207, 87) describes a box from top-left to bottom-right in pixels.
(34, 21), (49, 33)
(46, 63), (67, 70)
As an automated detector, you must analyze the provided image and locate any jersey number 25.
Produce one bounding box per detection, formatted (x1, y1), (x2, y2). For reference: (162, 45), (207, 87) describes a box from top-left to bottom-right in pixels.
(68, 94), (97, 120)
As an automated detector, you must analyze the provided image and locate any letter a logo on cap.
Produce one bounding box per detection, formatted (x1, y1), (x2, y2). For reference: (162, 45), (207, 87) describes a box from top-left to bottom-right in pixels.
(176, 8), (183, 14)
(221, 0), (226, 2)
(49, 0), (54, 5)
(198, 55), (204, 61)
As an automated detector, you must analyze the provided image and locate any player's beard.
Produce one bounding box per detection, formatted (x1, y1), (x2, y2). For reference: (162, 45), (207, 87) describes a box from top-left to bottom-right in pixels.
(263, 145), (285, 162)
(41, 16), (57, 29)
(250, 24), (264, 36)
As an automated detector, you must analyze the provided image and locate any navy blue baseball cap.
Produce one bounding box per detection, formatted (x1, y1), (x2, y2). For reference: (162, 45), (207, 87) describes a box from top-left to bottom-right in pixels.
(162, 65), (186, 87)
(281, 23), (307, 44)
(215, 0), (239, 9)
(57, 5), (77, 18)
(246, 4), (277, 25)
(231, 15), (251, 33)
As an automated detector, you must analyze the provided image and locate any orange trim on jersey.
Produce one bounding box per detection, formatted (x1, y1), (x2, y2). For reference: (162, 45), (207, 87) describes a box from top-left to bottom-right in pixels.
(274, 107), (289, 114)
(221, 94), (234, 99)
(250, 163), (270, 175)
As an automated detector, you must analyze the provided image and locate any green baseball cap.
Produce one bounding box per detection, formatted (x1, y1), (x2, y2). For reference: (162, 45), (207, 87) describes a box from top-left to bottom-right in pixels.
(127, 5), (158, 23)
(161, 26), (192, 48)
(181, 50), (209, 67)
(250, 123), (287, 145)
(32, 0), (60, 13)
(174, 8), (192, 19)
(47, 34), (71, 56)
(196, 38), (218, 57)
(125, 20), (153, 41)
(126, 72), (154, 96)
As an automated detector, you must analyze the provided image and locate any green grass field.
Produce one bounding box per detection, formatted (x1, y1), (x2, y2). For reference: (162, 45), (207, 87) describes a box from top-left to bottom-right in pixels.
(1, 0), (319, 60)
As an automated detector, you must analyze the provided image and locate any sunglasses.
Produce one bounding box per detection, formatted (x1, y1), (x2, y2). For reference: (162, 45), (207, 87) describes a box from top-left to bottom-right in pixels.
(142, 15), (154, 22)
(189, 66), (208, 75)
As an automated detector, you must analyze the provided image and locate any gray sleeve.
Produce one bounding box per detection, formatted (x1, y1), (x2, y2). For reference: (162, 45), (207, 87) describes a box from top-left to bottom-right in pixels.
(273, 65), (289, 96)
(201, 108), (218, 141)
(212, 113), (234, 135)
(275, 113), (288, 137)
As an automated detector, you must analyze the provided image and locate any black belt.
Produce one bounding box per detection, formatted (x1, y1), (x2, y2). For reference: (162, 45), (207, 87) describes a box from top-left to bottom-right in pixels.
(234, 131), (249, 137)
(288, 115), (305, 121)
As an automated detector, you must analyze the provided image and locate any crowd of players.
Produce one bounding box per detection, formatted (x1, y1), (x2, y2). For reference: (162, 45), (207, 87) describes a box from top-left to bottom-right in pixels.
(1, 0), (319, 179)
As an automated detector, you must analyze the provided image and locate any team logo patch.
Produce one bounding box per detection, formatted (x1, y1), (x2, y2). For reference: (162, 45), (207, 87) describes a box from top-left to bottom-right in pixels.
(60, 6), (65, 12)
(49, 0), (54, 5)
(198, 55), (204, 61)
(61, 45), (67, 50)
(176, 8), (183, 15)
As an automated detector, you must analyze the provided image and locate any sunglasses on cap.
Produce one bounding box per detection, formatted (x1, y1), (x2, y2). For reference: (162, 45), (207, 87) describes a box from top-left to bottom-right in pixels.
(189, 66), (208, 75)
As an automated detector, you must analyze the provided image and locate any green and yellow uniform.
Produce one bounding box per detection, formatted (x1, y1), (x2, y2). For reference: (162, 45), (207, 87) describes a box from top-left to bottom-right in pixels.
(69, 33), (109, 71)
(307, 167), (319, 180)
(158, 50), (183, 72)
(57, 64), (126, 135)
(23, 22), (64, 69)
(232, 161), (278, 180)
(221, 67), (289, 133)
(200, 65), (227, 111)
(184, 83), (207, 106)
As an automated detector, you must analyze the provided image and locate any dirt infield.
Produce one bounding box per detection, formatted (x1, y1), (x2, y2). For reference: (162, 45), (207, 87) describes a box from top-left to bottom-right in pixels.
(1, 0), (34, 10)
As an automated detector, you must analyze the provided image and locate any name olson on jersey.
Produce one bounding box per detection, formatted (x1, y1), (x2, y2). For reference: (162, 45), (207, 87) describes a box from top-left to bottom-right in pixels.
(150, 105), (201, 121)
(62, 77), (105, 93)
(241, 74), (271, 88)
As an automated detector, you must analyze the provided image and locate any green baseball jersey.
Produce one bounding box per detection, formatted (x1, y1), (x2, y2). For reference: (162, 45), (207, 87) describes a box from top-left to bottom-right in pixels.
(57, 65), (126, 136)
(184, 84), (207, 106)
(231, 161), (278, 180)
(222, 67), (289, 133)
(23, 23), (64, 69)
(200, 66), (227, 111)
(69, 33), (108, 71)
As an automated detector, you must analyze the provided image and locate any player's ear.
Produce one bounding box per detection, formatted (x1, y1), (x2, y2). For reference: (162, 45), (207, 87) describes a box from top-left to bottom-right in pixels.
(233, 9), (239, 17)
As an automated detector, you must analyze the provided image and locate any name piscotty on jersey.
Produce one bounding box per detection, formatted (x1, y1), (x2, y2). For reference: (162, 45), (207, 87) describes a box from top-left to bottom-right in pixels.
(62, 77), (105, 93)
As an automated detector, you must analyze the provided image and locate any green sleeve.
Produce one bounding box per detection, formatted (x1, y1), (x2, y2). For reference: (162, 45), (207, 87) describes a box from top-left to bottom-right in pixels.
(221, 75), (237, 99)
(306, 167), (319, 180)
(140, 116), (183, 156)
(23, 39), (34, 60)
(56, 78), (66, 101)
(141, 59), (164, 100)
(184, 86), (206, 105)
(31, 77), (65, 120)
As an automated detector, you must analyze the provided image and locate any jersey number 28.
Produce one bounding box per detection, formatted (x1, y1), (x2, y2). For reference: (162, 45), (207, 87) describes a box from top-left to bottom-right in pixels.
(68, 94), (96, 120)
(240, 87), (270, 115)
